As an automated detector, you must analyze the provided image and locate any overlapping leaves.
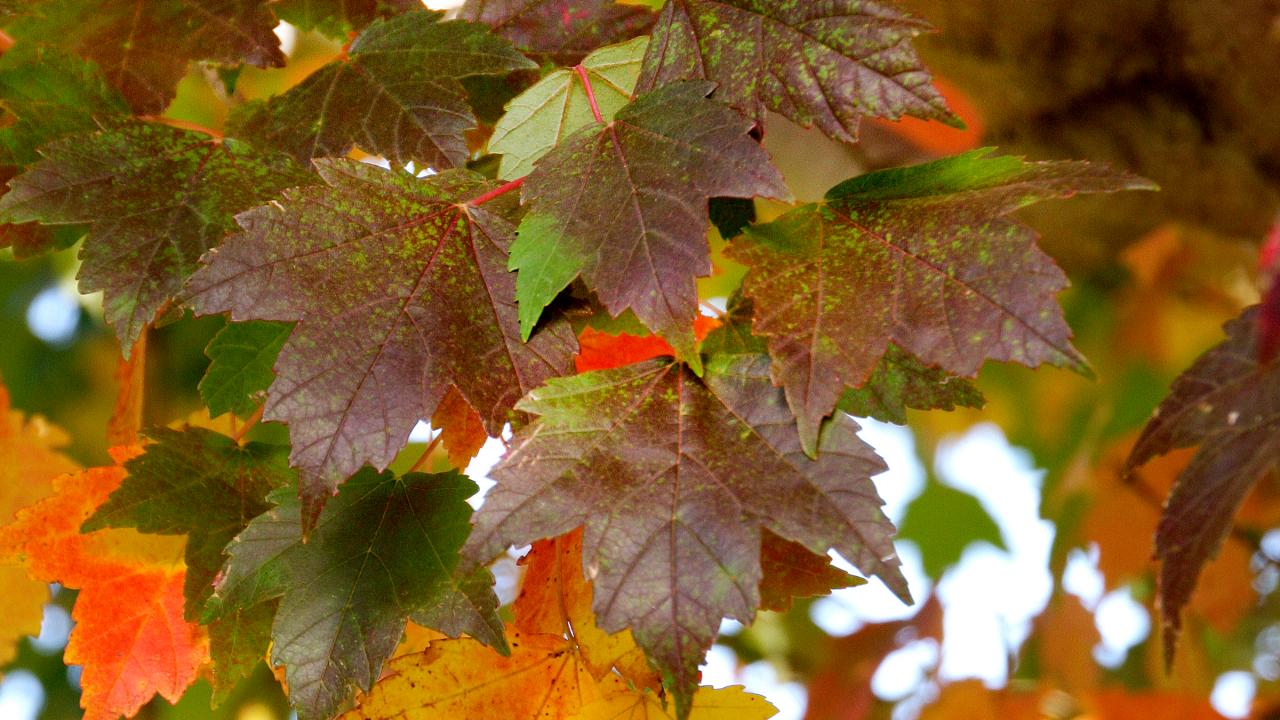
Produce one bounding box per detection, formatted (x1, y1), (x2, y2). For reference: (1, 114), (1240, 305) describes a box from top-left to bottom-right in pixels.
(230, 10), (535, 169)
(204, 467), (503, 720)
(187, 159), (577, 526)
(0, 121), (312, 352)
(636, 0), (959, 142)
(511, 81), (789, 365)
(5, 0), (284, 113)
(729, 149), (1155, 452)
(465, 354), (901, 714)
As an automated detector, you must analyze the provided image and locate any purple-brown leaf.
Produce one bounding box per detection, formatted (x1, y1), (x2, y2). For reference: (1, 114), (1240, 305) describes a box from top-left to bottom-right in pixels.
(636, 0), (959, 142)
(1126, 306), (1280, 664)
(511, 81), (789, 366)
(464, 354), (901, 714)
(187, 160), (577, 527)
(459, 0), (656, 65)
(730, 149), (1155, 453)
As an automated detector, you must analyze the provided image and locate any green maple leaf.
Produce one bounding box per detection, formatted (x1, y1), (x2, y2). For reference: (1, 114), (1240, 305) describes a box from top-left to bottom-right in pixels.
(272, 0), (420, 38)
(0, 121), (312, 352)
(206, 602), (277, 704)
(464, 354), (902, 716)
(230, 10), (536, 169)
(636, 0), (959, 142)
(511, 81), (789, 368)
(0, 48), (129, 257)
(200, 320), (292, 418)
(1126, 306), (1280, 663)
(729, 149), (1155, 454)
(489, 36), (648, 181)
(6, 0), (283, 113)
(203, 467), (504, 720)
(186, 160), (577, 528)
(459, 0), (656, 65)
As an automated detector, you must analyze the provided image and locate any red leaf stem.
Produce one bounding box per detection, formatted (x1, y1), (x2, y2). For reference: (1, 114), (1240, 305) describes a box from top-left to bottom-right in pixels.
(574, 64), (604, 123)
(469, 177), (525, 207)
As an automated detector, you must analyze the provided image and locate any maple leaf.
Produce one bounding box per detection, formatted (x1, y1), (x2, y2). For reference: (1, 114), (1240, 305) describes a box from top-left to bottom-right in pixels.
(342, 630), (600, 720)
(758, 531), (864, 613)
(0, 381), (80, 666)
(230, 10), (536, 169)
(575, 316), (722, 373)
(431, 387), (489, 468)
(577, 674), (777, 720)
(0, 449), (206, 720)
(273, 0), (421, 38)
(465, 354), (901, 714)
(490, 36), (648, 181)
(200, 320), (292, 418)
(635, 0), (960, 143)
(82, 426), (293, 617)
(203, 467), (504, 720)
(7, 0), (284, 113)
(516, 529), (660, 688)
(511, 81), (789, 366)
(459, 0), (656, 65)
(0, 121), (312, 353)
(187, 160), (577, 524)
(1125, 306), (1280, 663)
(0, 49), (128, 257)
(728, 148), (1155, 453)
(207, 601), (277, 703)
(702, 299), (984, 425)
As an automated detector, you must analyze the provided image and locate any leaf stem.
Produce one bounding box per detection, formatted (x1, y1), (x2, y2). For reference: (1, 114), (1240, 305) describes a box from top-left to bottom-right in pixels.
(233, 404), (265, 443)
(408, 433), (445, 474)
(469, 177), (525, 207)
(574, 65), (604, 123)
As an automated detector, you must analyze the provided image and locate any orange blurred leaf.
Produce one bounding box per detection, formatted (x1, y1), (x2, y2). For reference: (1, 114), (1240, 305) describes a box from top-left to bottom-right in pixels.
(431, 387), (489, 468)
(575, 316), (721, 373)
(106, 334), (146, 446)
(0, 447), (206, 720)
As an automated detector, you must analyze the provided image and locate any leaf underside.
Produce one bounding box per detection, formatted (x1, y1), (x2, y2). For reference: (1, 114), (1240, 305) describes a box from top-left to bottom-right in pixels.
(187, 159), (576, 527)
(730, 148), (1155, 453)
(465, 354), (902, 715)
(460, 0), (656, 65)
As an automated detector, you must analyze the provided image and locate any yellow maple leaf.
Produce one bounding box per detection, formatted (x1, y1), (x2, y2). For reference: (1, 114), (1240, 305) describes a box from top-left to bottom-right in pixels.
(344, 631), (599, 719)
(0, 381), (80, 666)
(573, 675), (776, 720)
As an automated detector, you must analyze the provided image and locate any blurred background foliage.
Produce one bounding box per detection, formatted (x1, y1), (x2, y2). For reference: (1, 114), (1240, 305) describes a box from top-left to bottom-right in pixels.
(2, 1), (1280, 719)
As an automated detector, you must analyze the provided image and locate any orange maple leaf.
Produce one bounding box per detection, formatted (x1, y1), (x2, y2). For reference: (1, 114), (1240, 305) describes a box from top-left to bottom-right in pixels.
(575, 316), (721, 373)
(431, 387), (489, 468)
(0, 446), (208, 720)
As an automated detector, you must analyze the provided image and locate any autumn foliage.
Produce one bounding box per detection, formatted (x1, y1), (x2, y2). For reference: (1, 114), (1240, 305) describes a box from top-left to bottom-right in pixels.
(0, 1), (1276, 720)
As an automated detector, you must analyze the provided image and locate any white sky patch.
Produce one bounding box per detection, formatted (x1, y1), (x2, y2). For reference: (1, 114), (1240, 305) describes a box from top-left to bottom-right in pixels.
(30, 603), (70, 655)
(872, 639), (939, 701)
(423, 0), (466, 9)
(932, 423), (1055, 686)
(1212, 671), (1256, 719)
(1093, 587), (1150, 667)
(0, 671), (44, 720)
(810, 540), (931, 635)
(26, 284), (81, 345)
(273, 21), (298, 55)
(1062, 545), (1106, 610)
(740, 662), (807, 720)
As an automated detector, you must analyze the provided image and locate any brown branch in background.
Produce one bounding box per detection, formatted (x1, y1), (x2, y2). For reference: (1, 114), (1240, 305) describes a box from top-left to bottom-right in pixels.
(407, 433), (445, 474)
(232, 404), (265, 444)
(106, 331), (147, 446)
